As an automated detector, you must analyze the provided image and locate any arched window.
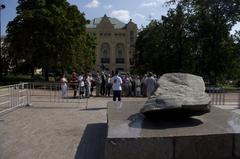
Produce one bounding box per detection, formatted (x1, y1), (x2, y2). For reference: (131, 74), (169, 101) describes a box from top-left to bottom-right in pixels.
(101, 43), (110, 63)
(115, 43), (125, 64)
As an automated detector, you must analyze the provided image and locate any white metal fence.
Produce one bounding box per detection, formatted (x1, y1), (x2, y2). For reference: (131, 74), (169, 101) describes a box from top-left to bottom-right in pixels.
(1, 83), (240, 115)
(0, 82), (89, 115)
(207, 87), (240, 107)
(28, 82), (88, 108)
(0, 83), (30, 114)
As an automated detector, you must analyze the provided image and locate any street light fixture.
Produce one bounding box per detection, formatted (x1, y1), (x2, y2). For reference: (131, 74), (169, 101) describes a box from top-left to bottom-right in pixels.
(0, 4), (5, 9)
(0, 3), (5, 56)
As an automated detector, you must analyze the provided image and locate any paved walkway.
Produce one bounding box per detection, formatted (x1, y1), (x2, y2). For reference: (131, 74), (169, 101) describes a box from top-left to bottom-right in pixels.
(1, 95), (240, 159)
(0, 97), (147, 159)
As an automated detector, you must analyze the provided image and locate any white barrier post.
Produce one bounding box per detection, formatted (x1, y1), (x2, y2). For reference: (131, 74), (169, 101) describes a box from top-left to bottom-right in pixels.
(26, 83), (31, 106)
(238, 89), (240, 108)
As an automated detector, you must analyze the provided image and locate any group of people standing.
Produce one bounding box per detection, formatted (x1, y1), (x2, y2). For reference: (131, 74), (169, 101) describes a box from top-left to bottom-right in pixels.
(60, 70), (158, 101)
(60, 71), (94, 98)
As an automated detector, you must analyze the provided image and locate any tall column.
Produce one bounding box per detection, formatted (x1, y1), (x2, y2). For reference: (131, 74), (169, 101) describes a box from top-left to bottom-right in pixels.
(110, 44), (115, 72)
(125, 44), (130, 71)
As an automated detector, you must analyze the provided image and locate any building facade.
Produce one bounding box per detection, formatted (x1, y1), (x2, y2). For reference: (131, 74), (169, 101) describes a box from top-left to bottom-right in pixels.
(86, 15), (137, 72)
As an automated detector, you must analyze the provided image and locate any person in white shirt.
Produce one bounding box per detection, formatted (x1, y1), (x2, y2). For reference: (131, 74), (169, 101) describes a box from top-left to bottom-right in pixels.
(144, 72), (157, 98)
(111, 71), (122, 101)
(135, 76), (141, 96)
(60, 74), (68, 98)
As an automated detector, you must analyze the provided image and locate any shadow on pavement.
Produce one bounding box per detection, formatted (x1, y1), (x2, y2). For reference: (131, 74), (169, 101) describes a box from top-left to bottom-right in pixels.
(80, 107), (106, 111)
(24, 106), (80, 109)
(74, 123), (107, 159)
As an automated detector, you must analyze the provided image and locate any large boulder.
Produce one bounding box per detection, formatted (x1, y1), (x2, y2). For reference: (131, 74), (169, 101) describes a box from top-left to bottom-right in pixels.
(141, 73), (211, 118)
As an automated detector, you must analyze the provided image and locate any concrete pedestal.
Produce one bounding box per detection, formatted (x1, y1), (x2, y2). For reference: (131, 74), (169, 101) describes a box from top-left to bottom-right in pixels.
(105, 101), (240, 159)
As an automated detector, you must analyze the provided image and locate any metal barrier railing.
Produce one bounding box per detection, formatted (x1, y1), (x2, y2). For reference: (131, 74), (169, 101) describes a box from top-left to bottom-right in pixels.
(0, 82), (89, 115)
(28, 82), (88, 109)
(207, 87), (240, 107)
(0, 83), (30, 115)
(207, 87), (225, 105)
(1, 83), (239, 114)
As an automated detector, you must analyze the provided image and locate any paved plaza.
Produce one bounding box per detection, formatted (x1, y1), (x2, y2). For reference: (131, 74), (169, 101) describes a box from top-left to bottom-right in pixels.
(0, 94), (240, 159)
(0, 97), (147, 159)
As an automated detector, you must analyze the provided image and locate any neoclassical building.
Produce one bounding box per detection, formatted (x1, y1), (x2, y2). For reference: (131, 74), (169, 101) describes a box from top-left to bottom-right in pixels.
(86, 14), (137, 72)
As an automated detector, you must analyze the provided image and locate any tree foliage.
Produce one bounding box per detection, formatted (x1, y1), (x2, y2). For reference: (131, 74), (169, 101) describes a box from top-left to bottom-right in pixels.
(6, 0), (96, 80)
(0, 42), (10, 79)
(135, 0), (240, 84)
(231, 31), (240, 80)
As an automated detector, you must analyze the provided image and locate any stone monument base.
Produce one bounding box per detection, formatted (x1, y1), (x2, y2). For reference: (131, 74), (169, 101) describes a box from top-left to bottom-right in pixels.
(105, 101), (240, 159)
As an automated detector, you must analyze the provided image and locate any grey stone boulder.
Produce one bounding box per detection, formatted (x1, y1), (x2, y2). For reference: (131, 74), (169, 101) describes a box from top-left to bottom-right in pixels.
(141, 73), (211, 118)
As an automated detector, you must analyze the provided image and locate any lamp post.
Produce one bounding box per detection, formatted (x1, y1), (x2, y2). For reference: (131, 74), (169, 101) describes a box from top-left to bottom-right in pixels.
(0, 3), (5, 79)
(0, 4), (5, 55)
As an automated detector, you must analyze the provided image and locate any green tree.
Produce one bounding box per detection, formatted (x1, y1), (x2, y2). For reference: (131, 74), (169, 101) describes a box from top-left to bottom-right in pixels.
(170, 0), (240, 84)
(6, 0), (96, 80)
(135, 0), (240, 84)
(135, 20), (164, 74)
(231, 31), (240, 80)
(0, 41), (10, 79)
(135, 5), (195, 75)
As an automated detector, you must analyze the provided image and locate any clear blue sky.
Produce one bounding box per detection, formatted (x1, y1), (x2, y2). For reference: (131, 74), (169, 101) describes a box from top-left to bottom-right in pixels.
(1, 0), (240, 36)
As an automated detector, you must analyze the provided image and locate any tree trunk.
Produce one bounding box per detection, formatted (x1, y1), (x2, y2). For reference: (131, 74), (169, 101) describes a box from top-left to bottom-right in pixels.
(31, 67), (34, 79)
(0, 68), (2, 80)
(44, 68), (49, 81)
